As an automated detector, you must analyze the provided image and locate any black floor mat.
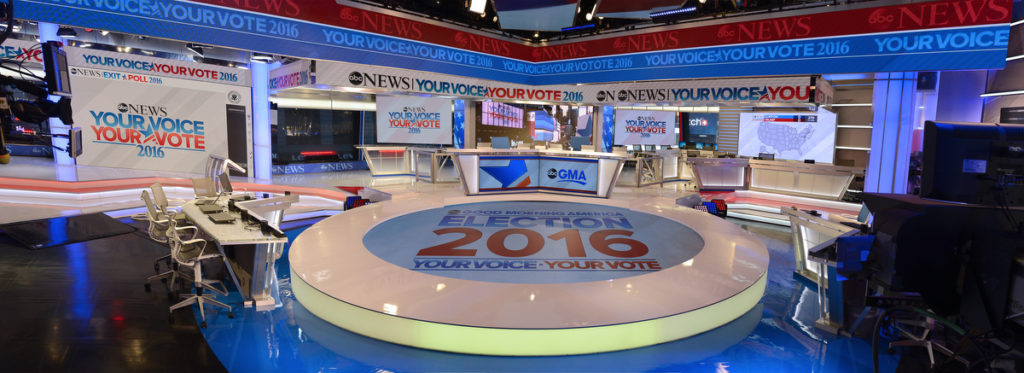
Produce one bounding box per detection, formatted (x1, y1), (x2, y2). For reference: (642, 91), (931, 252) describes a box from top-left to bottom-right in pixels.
(0, 213), (137, 249)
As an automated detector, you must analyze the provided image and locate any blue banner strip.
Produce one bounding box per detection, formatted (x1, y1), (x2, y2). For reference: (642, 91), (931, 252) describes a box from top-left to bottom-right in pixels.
(15, 1), (1009, 84)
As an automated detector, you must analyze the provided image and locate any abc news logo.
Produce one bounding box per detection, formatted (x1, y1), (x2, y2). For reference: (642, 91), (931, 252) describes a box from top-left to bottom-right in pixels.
(595, 90), (630, 102)
(867, 9), (895, 29)
(118, 102), (168, 117)
(349, 71), (364, 85)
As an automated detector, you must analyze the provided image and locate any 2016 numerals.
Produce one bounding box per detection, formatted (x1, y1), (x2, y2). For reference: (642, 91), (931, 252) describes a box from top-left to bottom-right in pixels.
(416, 228), (648, 258)
(136, 145), (165, 158)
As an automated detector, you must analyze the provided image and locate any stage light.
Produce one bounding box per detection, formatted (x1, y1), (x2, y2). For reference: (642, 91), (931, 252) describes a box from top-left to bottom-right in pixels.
(56, 26), (77, 38)
(251, 53), (274, 63)
(468, 0), (485, 14)
(186, 43), (204, 57)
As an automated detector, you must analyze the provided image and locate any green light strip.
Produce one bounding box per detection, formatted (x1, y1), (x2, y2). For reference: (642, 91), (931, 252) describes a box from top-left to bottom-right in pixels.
(292, 268), (767, 356)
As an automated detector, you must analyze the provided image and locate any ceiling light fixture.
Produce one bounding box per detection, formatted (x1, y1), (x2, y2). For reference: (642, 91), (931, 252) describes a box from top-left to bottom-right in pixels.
(100, 30), (110, 36)
(56, 26), (78, 39)
(186, 43), (204, 57)
(251, 52), (275, 63)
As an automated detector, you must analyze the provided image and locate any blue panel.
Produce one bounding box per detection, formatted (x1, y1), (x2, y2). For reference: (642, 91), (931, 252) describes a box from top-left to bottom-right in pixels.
(601, 106), (614, 152)
(271, 161), (369, 175)
(453, 99), (466, 149)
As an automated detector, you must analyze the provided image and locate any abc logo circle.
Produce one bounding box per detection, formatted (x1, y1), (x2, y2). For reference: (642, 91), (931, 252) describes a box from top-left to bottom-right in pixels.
(617, 90), (628, 101)
(716, 26), (736, 42)
(867, 9), (895, 29)
(348, 72), (364, 85)
(117, 103), (129, 113)
(596, 91), (607, 101)
(227, 91), (241, 104)
(546, 168), (558, 179)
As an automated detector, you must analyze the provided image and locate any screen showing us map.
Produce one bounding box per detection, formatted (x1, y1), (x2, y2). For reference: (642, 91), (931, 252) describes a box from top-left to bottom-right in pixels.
(737, 108), (836, 164)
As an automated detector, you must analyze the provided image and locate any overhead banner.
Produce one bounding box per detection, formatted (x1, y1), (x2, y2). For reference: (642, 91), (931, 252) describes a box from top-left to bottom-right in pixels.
(65, 47), (250, 86)
(614, 110), (677, 146)
(0, 38), (43, 70)
(269, 59), (314, 90)
(375, 96), (453, 145)
(69, 52), (251, 174)
(316, 60), (830, 105)
(17, 0), (1011, 84)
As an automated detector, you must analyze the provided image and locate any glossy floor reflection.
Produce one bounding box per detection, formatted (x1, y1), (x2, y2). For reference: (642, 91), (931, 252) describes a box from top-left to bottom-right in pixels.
(0, 218), (224, 372)
(197, 218), (900, 372)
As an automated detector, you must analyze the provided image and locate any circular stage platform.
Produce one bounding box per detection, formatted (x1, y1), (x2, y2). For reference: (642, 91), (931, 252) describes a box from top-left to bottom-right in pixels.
(289, 193), (769, 356)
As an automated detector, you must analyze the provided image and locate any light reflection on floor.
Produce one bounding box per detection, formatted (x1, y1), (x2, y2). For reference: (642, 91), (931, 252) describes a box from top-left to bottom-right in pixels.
(196, 219), (900, 372)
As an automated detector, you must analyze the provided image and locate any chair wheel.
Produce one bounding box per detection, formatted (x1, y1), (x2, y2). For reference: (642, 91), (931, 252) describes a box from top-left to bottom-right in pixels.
(228, 312), (234, 319)
(201, 321), (207, 328)
(144, 283), (151, 292)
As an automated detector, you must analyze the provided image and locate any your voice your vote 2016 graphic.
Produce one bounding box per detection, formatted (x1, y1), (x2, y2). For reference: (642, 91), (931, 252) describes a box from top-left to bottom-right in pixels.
(363, 201), (706, 284)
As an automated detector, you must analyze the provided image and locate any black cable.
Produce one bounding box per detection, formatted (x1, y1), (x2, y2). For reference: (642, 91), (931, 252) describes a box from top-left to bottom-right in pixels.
(872, 305), (993, 373)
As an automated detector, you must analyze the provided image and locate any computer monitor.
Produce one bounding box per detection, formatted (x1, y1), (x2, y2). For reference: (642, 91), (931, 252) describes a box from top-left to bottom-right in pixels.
(42, 41), (71, 97)
(191, 177), (217, 198)
(569, 136), (589, 151)
(921, 121), (1024, 205)
(218, 172), (233, 195)
(490, 136), (511, 149)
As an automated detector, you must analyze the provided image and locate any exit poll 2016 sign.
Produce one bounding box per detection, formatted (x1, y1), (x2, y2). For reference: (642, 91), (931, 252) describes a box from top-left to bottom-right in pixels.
(614, 110), (677, 146)
(375, 96), (453, 145)
(362, 201), (705, 284)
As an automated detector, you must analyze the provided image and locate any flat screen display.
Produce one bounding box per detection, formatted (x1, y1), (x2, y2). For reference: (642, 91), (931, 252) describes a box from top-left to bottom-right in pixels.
(613, 110), (676, 146)
(683, 113), (718, 145)
(481, 102), (524, 128)
(738, 108), (837, 164)
(375, 96), (453, 145)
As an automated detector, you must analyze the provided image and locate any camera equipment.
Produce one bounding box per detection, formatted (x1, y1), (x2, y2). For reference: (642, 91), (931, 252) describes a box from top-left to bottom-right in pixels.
(0, 0), (80, 162)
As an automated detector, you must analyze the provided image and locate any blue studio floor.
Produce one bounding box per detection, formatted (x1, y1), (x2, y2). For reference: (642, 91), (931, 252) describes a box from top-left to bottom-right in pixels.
(195, 219), (900, 373)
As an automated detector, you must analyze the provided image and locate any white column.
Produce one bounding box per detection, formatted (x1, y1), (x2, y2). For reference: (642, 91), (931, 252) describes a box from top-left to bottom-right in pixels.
(251, 60), (271, 181)
(865, 72), (917, 194)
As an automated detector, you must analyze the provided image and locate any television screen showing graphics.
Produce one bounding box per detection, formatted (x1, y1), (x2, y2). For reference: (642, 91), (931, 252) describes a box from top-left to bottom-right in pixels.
(614, 110), (676, 146)
(683, 113), (719, 145)
(375, 96), (453, 145)
(481, 102), (523, 128)
(737, 108), (837, 164)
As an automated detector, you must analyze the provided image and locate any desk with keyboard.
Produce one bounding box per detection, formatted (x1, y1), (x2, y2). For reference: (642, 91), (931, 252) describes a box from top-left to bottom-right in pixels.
(181, 193), (296, 311)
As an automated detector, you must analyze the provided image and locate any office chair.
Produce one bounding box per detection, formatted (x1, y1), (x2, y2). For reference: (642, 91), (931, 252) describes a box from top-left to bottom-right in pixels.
(166, 219), (233, 327)
(150, 183), (188, 223)
(143, 190), (196, 296)
(141, 190), (169, 244)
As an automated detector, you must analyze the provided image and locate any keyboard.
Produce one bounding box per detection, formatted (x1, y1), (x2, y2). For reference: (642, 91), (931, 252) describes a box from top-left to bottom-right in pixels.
(208, 212), (236, 224)
(199, 204), (223, 214)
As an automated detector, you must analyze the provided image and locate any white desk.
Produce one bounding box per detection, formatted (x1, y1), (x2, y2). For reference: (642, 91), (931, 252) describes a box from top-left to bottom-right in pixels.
(181, 198), (289, 310)
(448, 149), (626, 198)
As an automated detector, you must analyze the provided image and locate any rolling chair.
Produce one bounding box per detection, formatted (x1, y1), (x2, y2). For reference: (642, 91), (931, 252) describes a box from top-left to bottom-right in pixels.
(166, 218), (232, 327)
(150, 182), (188, 223)
(142, 191), (195, 297)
